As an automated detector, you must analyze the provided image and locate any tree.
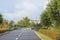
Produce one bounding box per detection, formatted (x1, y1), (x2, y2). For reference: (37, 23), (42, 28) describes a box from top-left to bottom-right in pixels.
(40, 11), (51, 29)
(30, 21), (36, 27)
(18, 20), (26, 27)
(35, 23), (42, 30)
(2, 20), (9, 30)
(18, 17), (30, 27)
(9, 20), (15, 26)
(0, 13), (3, 25)
(23, 17), (30, 27)
(47, 0), (60, 27)
(40, 0), (60, 30)
(9, 20), (15, 29)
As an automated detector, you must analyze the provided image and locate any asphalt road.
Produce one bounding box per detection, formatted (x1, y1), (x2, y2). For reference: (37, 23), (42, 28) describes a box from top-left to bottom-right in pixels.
(0, 28), (41, 40)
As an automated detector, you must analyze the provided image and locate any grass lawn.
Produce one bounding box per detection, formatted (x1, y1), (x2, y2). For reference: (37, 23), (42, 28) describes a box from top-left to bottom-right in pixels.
(36, 31), (53, 40)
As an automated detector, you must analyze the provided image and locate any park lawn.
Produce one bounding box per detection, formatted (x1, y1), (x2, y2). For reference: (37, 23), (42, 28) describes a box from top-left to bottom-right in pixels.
(36, 31), (53, 40)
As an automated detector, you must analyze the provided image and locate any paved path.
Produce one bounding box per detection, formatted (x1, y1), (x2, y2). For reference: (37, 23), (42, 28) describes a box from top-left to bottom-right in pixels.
(0, 29), (41, 40)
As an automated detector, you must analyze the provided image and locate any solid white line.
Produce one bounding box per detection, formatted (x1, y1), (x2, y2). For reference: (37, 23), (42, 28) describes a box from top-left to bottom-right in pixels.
(34, 31), (44, 40)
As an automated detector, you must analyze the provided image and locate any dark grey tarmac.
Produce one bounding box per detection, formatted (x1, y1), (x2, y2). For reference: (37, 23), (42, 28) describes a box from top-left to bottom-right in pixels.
(0, 28), (41, 40)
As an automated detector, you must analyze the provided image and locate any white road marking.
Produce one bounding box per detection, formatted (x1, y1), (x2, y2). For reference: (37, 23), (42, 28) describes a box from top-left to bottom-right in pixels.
(16, 38), (19, 40)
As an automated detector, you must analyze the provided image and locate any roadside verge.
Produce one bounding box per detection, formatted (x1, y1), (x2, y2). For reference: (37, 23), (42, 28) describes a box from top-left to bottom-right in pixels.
(34, 31), (53, 40)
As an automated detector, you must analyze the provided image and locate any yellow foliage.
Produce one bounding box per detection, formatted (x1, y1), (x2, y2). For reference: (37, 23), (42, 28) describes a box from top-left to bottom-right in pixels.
(0, 23), (9, 30)
(39, 29), (60, 40)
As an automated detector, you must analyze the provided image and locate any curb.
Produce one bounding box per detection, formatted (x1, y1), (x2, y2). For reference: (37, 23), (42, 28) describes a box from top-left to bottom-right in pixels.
(0, 31), (10, 36)
(34, 31), (44, 40)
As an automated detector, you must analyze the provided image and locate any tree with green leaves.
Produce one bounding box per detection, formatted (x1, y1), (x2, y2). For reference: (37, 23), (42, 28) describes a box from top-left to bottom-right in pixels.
(9, 20), (15, 26)
(47, 0), (60, 27)
(0, 13), (3, 25)
(40, 11), (51, 29)
(30, 21), (36, 27)
(18, 17), (30, 27)
(40, 0), (60, 30)
(9, 20), (15, 29)
(23, 17), (30, 27)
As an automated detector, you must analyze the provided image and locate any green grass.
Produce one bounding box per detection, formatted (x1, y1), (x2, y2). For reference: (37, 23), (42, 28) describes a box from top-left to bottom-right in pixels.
(37, 31), (53, 40)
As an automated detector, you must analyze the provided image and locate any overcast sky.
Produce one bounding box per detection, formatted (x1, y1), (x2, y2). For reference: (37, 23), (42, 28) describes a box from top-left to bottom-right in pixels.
(0, 0), (48, 22)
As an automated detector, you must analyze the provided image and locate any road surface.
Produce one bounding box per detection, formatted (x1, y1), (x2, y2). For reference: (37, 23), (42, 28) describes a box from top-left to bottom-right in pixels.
(0, 28), (41, 40)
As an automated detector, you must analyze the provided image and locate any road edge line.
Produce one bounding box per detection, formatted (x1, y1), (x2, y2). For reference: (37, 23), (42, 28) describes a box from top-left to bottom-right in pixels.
(34, 31), (44, 40)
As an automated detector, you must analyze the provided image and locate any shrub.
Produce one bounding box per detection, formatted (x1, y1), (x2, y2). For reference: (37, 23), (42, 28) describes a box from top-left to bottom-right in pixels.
(39, 29), (60, 40)
(0, 29), (6, 33)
